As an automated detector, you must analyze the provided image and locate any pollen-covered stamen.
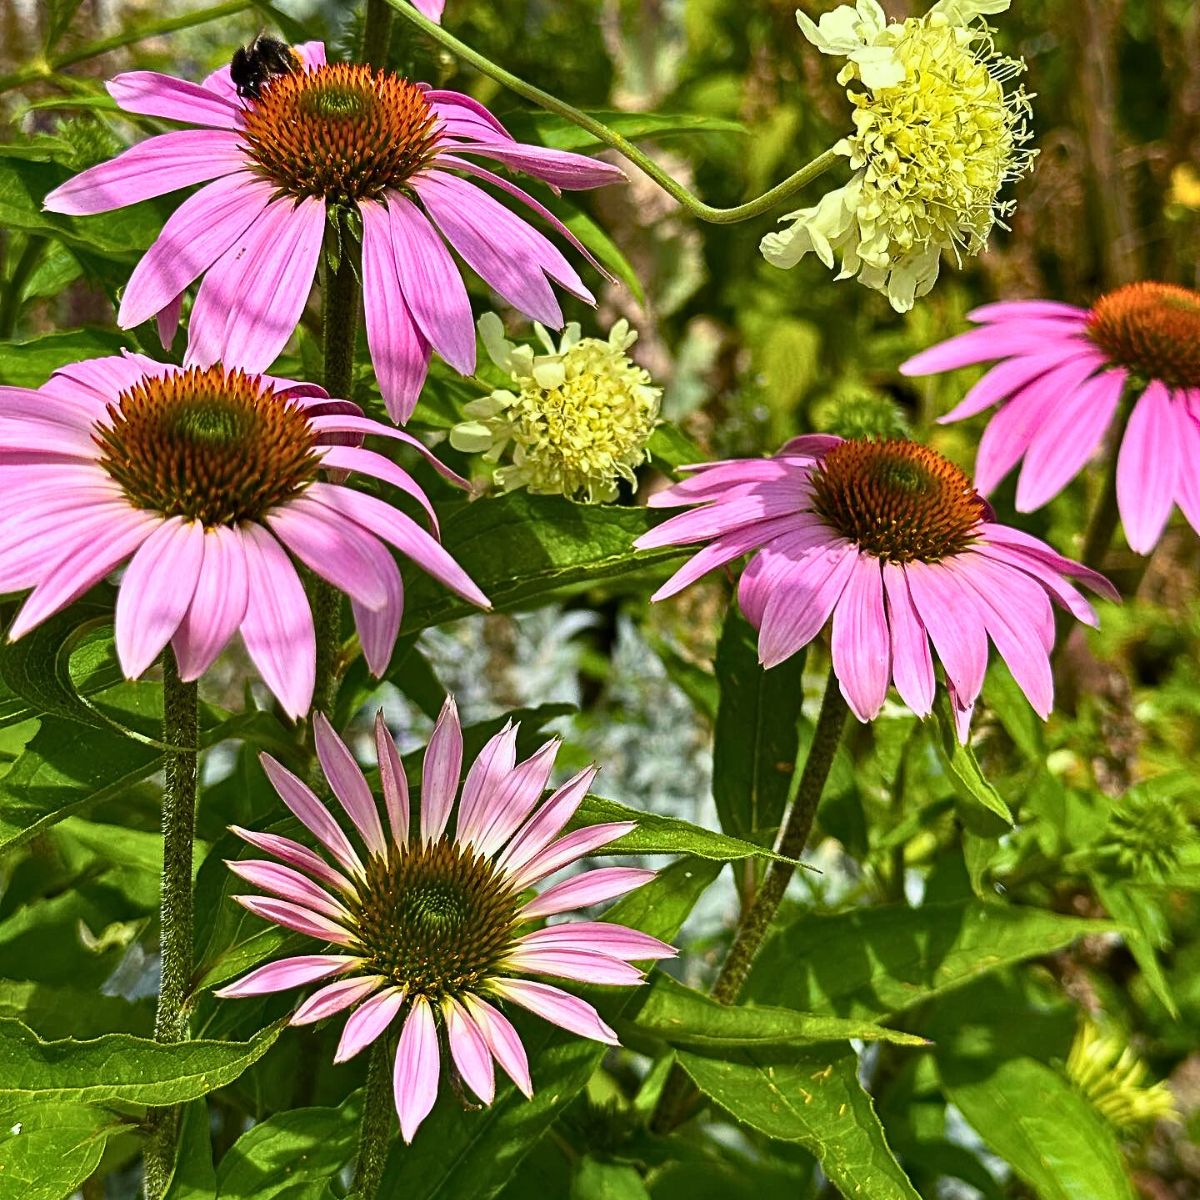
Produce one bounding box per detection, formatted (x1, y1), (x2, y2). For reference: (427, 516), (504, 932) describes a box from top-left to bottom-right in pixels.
(96, 366), (319, 526)
(240, 63), (441, 202)
(1087, 282), (1200, 390)
(349, 840), (521, 1001)
(810, 439), (986, 563)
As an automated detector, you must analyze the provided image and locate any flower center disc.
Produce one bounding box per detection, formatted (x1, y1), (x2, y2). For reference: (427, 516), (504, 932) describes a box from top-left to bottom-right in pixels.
(96, 365), (319, 526)
(351, 841), (521, 1000)
(810, 439), (986, 563)
(1087, 282), (1200, 390)
(240, 63), (441, 203)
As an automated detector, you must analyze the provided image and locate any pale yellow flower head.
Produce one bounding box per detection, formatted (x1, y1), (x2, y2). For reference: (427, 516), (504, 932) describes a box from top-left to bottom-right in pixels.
(450, 314), (661, 504)
(763, 0), (1035, 312)
(1066, 1018), (1178, 1132)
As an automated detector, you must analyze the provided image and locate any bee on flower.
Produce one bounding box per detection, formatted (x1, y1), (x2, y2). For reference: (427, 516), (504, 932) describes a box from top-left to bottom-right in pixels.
(450, 314), (662, 504)
(762, 0), (1036, 312)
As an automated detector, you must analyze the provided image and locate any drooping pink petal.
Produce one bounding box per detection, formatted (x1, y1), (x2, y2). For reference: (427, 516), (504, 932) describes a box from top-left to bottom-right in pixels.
(229, 824), (355, 895)
(519, 867), (654, 921)
(108, 70), (244, 129)
(1172, 410), (1200, 538)
(43, 130), (244, 215)
(939, 347), (1099, 424)
(291, 974), (386, 1025)
(450, 141), (626, 191)
(967, 300), (1089, 324)
(489, 978), (618, 1045)
(234, 894), (355, 946)
(351, 554), (404, 677)
(304, 481), (489, 609)
(375, 712), (411, 846)
(304, 414), (470, 488)
(975, 524), (1119, 603)
(1117, 382), (1181, 554)
(506, 822), (636, 891)
(1015, 369), (1125, 512)
(394, 997), (441, 1143)
(444, 997), (495, 1105)
(156, 291), (185, 349)
(899, 325), (1067, 376)
(359, 198), (432, 424)
(426, 90), (514, 142)
(225, 859), (350, 921)
(462, 993), (532, 1097)
(882, 563), (935, 717)
(187, 196), (325, 373)
(421, 696), (463, 844)
(50, 350), (168, 405)
(387, 194), (476, 374)
(830, 553), (891, 722)
(317, 446), (439, 532)
(636, 487), (810, 548)
(172, 525), (250, 682)
(645, 458), (805, 507)
(972, 539), (1100, 628)
(8, 510), (158, 641)
(495, 766), (596, 878)
(119, 173), (273, 330)
(239, 524), (316, 720)
(213, 954), (361, 998)
(502, 946), (644, 986)
(259, 753), (364, 876)
(456, 723), (520, 847)
(313, 713), (388, 858)
(736, 524), (839, 629)
(469, 739), (561, 860)
(334, 986), (406, 1063)
(905, 562), (989, 708)
(113, 516), (205, 678)
(757, 539), (858, 669)
(516, 922), (675, 961)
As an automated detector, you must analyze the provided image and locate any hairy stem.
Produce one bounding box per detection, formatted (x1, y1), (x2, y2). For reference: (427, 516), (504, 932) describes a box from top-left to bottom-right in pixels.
(144, 651), (199, 1199)
(650, 669), (849, 1134)
(384, 0), (841, 224)
(349, 1041), (394, 1199)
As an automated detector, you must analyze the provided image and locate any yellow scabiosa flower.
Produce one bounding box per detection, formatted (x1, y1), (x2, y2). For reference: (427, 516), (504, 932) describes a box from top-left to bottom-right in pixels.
(1066, 1019), (1178, 1132)
(762, 0), (1035, 312)
(450, 314), (661, 504)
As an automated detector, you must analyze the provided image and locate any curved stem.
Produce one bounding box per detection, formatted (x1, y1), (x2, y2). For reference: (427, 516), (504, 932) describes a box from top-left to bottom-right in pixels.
(144, 651), (199, 1199)
(383, 0), (842, 224)
(349, 1040), (395, 1199)
(650, 667), (849, 1134)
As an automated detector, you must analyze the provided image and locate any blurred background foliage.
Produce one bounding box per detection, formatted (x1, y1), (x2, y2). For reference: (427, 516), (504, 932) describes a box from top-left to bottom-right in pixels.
(1, 1), (1199, 1198)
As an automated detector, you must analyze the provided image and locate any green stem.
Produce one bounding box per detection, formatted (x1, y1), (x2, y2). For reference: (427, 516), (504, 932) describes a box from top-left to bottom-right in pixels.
(0, 0), (253, 93)
(144, 651), (199, 1199)
(349, 1041), (395, 1199)
(0, 235), (46, 339)
(312, 236), (361, 718)
(383, 0), (841, 224)
(650, 668), (849, 1134)
(362, 0), (395, 67)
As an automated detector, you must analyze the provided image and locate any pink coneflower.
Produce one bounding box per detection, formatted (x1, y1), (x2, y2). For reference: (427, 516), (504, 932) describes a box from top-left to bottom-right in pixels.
(216, 702), (671, 1142)
(0, 353), (488, 717)
(408, 0), (444, 20)
(901, 284), (1200, 554)
(636, 436), (1117, 737)
(42, 41), (623, 423)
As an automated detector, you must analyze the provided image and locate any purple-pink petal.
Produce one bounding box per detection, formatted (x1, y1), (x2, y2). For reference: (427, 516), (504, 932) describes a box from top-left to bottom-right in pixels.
(830, 553), (891, 722)
(421, 696), (464, 844)
(1117, 382), (1180, 554)
(462, 994), (532, 1097)
(108, 70), (243, 129)
(229, 824), (354, 895)
(519, 866), (653, 921)
(172, 525), (249, 682)
(313, 713), (388, 858)
(334, 986), (405, 1063)
(493, 764), (595, 878)
(456, 723), (520, 846)
(444, 997), (495, 1105)
(225, 859), (348, 921)
(502, 946), (644, 986)
(235, 894), (355, 946)
(517, 922), (674, 961)
(883, 564), (935, 717)
(291, 974), (386, 1025)
(213, 954), (360, 998)
(507, 822), (636, 891)
(905, 562), (989, 708)
(375, 712), (411, 846)
(394, 996), (441, 1143)
(489, 978), (618, 1045)
(757, 540), (858, 669)
(259, 753), (364, 877)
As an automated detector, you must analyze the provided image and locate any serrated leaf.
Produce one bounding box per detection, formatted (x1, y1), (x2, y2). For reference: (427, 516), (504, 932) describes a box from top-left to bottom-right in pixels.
(0, 1019), (283, 1106)
(0, 1098), (127, 1200)
(630, 975), (928, 1051)
(747, 900), (1113, 1019)
(712, 608), (803, 841)
(677, 1045), (921, 1200)
(940, 1056), (1136, 1200)
(376, 858), (722, 1200)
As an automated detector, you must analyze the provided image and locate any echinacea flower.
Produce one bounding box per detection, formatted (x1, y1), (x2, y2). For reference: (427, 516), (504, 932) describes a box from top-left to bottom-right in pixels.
(762, 0), (1035, 312)
(450, 313), (661, 502)
(215, 702), (672, 1142)
(901, 283), (1200, 554)
(43, 42), (624, 424)
(0, 353), (488, 716)
(636, 436), (1116, 737)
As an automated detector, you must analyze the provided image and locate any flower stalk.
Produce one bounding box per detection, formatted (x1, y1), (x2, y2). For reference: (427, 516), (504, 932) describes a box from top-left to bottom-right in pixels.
(144, 650), (200, 1199)
(383, 0), (841, 224)
(349, 1041), (395, 1199)
(650, 667), (849, 1134)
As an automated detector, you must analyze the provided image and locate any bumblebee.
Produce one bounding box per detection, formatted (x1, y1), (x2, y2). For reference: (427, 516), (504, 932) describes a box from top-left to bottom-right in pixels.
(229, 34), (300, 100)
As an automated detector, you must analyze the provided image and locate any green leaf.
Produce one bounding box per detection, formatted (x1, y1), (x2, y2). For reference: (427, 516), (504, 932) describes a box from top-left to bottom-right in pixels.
(932, 692), (1013, 825)
(0, 1019), (283, 1106)
(215, 1096), (360, 1200)
(630, 975), (928, 1051)
(677, 1046), (921, 1200)
(1091, 875), (1178, 1018)
(0, 1098), (128, 1200)
(553, 204), (645, 306)
(711, 608), (803, 840)
(163, 1101), (218, 1200)
(747, 900), (1113, 1019)
(645, 423), (709, 473)
(571, 1156), (652, 1200)
(0, 981), (150, 1040)
(940, 1056), (1136, 1200)
(518, 109), (745, 153)
(399, 493), (684, 633)
(573, 795), (795, 863)
(376, 858), (722, 1200)
(0, 327), (130, 387)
